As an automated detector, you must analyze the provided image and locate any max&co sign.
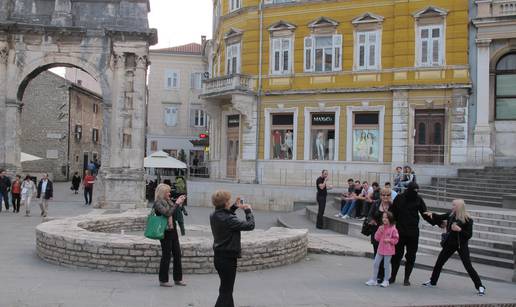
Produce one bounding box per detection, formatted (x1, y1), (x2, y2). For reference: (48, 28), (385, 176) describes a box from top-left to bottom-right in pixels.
(311, 113), (335, 126)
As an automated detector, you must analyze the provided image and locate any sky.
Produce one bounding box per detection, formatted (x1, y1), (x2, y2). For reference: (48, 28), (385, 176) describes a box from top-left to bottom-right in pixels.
(148, 0), (213, 49)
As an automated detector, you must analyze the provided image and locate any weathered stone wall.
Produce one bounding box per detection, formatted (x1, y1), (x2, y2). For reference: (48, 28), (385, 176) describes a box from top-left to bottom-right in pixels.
(36, 210), (308, 273)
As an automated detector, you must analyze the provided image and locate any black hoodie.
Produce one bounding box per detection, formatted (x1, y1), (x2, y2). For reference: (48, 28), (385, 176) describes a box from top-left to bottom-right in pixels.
(390, 182), (430, 237)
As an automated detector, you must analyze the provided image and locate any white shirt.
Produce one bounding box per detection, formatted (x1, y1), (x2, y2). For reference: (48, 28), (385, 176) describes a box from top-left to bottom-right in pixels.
(41, 179), (48, 195)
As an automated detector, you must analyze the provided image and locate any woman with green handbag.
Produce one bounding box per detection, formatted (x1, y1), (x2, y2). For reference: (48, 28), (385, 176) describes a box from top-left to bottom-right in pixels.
(153, 183), (187, 287)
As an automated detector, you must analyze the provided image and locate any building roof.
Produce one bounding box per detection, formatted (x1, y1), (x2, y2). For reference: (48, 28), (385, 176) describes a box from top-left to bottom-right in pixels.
(151, 43), (203, 55)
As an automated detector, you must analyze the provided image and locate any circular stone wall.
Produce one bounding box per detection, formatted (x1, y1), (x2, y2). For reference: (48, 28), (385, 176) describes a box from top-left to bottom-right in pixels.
(35, 209), (308, 274)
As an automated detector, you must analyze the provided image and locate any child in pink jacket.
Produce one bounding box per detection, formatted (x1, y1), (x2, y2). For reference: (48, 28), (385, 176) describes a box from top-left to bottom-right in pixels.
(366, 211), (399, 287)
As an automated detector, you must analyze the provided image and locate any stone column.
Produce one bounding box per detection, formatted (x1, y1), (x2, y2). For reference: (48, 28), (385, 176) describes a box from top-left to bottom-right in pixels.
(0, 42), (7, 170)
(3, 99), (22, 174)
(232, 94), (258, 183)
(51, 0), (72, 26)
(473, 39), (494, 163)
(204, 101), (222, 179)
(392, 90), (409, 165)
(94, 52), (146, 210)
(450, 91), (469, 163)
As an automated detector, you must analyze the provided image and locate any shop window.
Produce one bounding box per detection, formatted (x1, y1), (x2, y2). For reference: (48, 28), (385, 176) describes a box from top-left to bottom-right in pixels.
(270, 114), (294, 160)
(310, 113), (336, 160)
(352, 112), (379, 161)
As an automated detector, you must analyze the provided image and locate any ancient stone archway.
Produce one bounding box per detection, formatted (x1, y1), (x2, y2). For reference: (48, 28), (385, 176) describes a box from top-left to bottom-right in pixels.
(0, 0), (157, 209)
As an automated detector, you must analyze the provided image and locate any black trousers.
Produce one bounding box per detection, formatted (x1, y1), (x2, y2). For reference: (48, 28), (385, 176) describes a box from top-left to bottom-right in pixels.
(84, 187), (93, 204)
(390, 234), (419, 283)
(372, 239), (385, 281)
(159, 229), (182, 283)
(430, 243), (483, 289)
(0, 190), (9, 211)
(12, 193), (20, 212)
(214, 255), (237, 307)
(316, 195), (326, 228)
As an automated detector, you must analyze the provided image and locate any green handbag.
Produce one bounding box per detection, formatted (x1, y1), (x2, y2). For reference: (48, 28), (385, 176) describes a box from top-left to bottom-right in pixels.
(144, 209), (168, 240)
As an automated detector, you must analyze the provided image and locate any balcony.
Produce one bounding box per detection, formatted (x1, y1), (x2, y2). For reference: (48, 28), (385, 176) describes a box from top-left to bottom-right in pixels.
(201, 74), (256, 99)
(478, 0), (516, 18)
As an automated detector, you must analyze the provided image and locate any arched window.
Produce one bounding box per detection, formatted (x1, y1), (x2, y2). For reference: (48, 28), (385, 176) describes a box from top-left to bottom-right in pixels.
(418, 122), (426, 144)
(434, 122), (442, 144)
(496, 53), (516, 120)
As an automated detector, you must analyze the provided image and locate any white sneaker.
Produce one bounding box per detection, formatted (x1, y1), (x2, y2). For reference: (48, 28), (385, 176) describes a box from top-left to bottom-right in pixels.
(343, 215), (350, 219)
(365, 279), (377, 286)
(335, 213), (343, 217)
(380, 281), (389, 288)
(478, 286), (486, 296)
(422, 280), (435, 288)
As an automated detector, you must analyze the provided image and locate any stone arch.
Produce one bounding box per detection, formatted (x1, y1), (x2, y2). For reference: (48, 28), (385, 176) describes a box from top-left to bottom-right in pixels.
(489, 45), (515, 72)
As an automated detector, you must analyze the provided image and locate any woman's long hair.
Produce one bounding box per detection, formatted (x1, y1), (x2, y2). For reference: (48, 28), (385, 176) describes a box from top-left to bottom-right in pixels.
(154, 183), (171, 203)
(453, 199), (470, 223)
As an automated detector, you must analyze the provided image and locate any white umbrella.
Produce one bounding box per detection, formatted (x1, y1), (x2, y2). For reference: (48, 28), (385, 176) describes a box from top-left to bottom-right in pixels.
(144, 150), (187, 169)
(21, 152), (43, 163)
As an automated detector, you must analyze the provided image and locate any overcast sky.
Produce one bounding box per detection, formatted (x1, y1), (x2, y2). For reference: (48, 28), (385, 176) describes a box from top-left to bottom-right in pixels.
(149, 0), (213, 49)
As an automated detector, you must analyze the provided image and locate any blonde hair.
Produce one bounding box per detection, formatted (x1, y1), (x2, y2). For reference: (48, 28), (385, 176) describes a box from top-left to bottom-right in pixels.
(453, 199), (470, 223)
(154, 183), (171, 203)
(212, 190), (231, 209)
(380, 187), (392, 201)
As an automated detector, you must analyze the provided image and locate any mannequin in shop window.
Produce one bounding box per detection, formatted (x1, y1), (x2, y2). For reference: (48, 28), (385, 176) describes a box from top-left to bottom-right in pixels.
(273, 130), (282, 159)
(316, 130), (325, 160)
(285, 130), (293, 159)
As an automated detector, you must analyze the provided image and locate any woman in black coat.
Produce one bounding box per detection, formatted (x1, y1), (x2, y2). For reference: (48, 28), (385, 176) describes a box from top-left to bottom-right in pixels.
(423, 199), (486, 296)
(71, 172), (81, 194)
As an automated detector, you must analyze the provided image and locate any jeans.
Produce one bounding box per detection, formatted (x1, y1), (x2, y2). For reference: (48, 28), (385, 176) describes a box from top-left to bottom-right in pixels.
(22, 195), (32, 214)
(0, 190), (9, 211)
(430, 243), (483, 289)
(341, 200), (358, 216)
(372, 254), (391, 283)
(214, 255), (237, 307)
(159, 228), (182, 283)
(12, 193), (20, 212)
(372, 239), (385, 281)
(316, 195), (326, 228)
(390, 234), (419, 283)
(84, 187), (93, 205)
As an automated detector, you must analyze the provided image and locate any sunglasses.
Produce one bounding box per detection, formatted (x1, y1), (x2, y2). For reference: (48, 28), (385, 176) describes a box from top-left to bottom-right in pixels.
(381, 194), (390, 196)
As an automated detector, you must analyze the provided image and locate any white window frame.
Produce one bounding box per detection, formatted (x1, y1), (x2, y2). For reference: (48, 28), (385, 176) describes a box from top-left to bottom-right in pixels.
(354, 30), (381, 71)
(229, 0), (241, 12)
(190, 72), (203, 89)
(270, 37), (293, 75)
(346, 105), (385, 162)
(303, 34), (342, 73)
(193, 109), (208, 128)
(416, 24), (445, 67)
(165, 70), (180, 89)
(226, 43), (241, 75)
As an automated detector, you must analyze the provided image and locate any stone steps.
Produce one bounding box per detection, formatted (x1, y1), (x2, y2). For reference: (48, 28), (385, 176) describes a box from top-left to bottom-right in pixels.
(419, 222), (516, 243)
(419, 192), (502, 208)
(420, 185), (505, 198)
(419, 187), (503, 203)
(426, 182), (512, 193)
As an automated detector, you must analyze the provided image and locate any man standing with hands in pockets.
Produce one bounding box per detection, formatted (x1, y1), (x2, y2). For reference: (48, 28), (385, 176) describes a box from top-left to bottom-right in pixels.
(316, 169), (332, 229)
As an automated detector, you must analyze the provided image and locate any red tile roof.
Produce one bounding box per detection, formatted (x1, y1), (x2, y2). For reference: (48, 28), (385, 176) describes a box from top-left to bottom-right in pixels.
(152, 43), (203, 55)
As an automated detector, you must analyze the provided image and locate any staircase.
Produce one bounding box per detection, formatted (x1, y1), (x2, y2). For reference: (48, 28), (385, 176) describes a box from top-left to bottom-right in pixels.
(299, 190), (516, 270)
(419, 167), (516, 207)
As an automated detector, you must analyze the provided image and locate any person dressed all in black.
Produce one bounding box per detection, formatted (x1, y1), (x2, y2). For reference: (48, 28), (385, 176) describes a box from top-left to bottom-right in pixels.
(366, 187), (394, 282)
(153, 183), (187, 287)
(422, 199), (486, 296)
(389, 182), (432, 286)
(210, 190), (255, 307)
(315, 170), (332, 229)
(71, 172), (81, 194)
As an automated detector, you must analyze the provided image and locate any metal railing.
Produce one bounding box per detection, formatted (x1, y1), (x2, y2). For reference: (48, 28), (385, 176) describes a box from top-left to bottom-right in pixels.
(202, 74), (255, 96)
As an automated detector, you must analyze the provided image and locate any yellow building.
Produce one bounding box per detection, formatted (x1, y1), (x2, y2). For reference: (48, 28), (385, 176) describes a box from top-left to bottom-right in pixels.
(201, 0), (471, 185)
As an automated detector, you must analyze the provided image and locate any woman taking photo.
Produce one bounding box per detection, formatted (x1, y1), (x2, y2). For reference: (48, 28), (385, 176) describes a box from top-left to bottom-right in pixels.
(210, 191), (255, 307)
(366, 187), (393, 282)
(423, 199), (486, 296)
(153, 183), (187, 287)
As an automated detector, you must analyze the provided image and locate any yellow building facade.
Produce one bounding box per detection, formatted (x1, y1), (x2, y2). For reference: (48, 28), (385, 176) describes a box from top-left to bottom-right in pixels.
(201, 0), (471, 185)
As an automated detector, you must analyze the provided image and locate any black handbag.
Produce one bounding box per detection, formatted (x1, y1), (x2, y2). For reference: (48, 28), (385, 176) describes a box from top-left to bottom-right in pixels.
(440, 232), (449, 247)
(361, 219), (374, 236)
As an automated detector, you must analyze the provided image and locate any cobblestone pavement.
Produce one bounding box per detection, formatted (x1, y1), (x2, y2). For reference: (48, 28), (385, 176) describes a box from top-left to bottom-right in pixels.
(0, 182), (515, 307)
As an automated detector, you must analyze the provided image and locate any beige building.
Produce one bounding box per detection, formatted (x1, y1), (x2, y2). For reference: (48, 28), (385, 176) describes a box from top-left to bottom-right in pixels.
(147, 42), (208, 166)
(65, 68), (102, 95)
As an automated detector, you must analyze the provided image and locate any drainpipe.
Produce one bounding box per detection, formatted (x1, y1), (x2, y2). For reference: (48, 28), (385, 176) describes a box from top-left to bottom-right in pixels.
(255, 0), (264, 184)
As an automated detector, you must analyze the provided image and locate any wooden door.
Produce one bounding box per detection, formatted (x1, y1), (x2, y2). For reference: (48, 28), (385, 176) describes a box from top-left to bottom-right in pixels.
(226, 115), (240, 178)
(414, 109), (445, 164)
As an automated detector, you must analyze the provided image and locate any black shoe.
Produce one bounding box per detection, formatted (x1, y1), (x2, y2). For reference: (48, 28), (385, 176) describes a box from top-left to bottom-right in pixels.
(388, 277), (395, 284)
(403, 280), (411, 286)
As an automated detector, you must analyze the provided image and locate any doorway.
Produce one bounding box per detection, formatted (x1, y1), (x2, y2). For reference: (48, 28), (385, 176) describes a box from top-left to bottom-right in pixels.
(226, 115), (240, 179)
(414, 109), (445, 164)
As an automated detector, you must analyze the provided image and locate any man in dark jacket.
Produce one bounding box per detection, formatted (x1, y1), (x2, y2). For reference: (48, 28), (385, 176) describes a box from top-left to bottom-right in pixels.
(37, 174), (53, 217)
(389, 182), (432, 286)
(0, 169), (12, 211)
(210, 191), (255, 307)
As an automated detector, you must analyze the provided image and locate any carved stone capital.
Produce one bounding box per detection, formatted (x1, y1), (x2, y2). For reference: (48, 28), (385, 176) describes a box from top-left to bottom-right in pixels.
(0, 47), (8, 64)
(231, 96), (256, 129)
(111, 53), (125, 69)
(135, 55), (149, 68)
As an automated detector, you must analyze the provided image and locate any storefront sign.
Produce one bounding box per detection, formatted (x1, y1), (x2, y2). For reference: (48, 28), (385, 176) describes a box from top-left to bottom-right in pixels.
(227, 115), (240, 127)
(312, 113), (335, 126)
